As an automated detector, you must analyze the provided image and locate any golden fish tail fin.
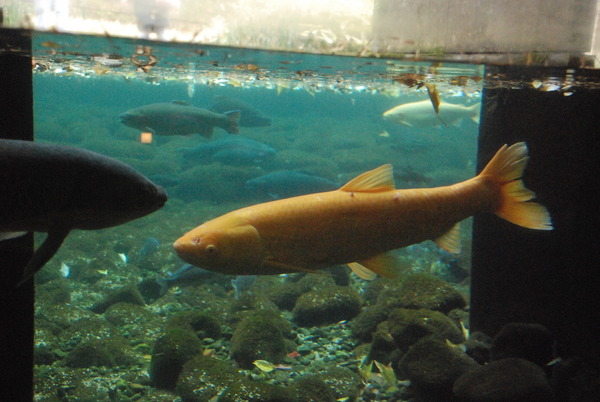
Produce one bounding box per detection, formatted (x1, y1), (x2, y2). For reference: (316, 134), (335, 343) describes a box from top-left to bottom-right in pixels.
(479, 142), (553, 230)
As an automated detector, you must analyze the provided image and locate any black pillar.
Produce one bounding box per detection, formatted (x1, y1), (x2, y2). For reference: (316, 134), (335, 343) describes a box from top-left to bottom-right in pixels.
(471, 66), (600, 366)
(0, 28), (34, 400)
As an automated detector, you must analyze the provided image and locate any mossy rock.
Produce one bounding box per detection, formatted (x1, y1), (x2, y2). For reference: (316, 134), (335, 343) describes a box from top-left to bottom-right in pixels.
(290, 374), (336, 402)
(90, 285), (145, 314)
(398, 336), (479, 401)
(265, 281), (305, 310)
(104, 302), (164, 345)
(176, 355), (244, 401)
(218, 380), (294, 402)
(61, 316), (120, 350)
(313, 367), (362, 400)
(350, 303), (391, 342)
(388, 308), (464, 350)
(453, 358), (555, 401)
(164, 309), (223, 340)
(230, 311), (287, 369)
(367, 321), (404, 366)
(64, 337), (137, 368)
(381, 273), (466, 314)
(150, 327), (203, 390)
(293, 286), (361, 327)
(36, 279), (72, 304)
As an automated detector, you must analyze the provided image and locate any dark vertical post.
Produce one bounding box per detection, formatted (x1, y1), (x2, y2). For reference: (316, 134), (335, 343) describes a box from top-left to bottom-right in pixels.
(0, 28), (34, 400)
(471, 66), (600, 366)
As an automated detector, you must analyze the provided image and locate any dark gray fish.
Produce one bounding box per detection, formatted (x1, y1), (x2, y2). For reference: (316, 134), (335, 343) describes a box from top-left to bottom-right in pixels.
(181, 136), (276, 167)
(231, 275), (257, 299)
(156, 264), (214, 295)
(119, 101), (240, 138)
(245, 171), (339, 199)
(0, 139), (167, 285)
(210, 96), (271, 127)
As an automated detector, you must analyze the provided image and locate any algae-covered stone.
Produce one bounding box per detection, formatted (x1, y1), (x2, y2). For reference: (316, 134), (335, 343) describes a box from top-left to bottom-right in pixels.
(293, 286), (361, 327)
(381, 273), (466, 314)
(176, 354), (244, 401)
(150, 327), (203, 389)
(398, 336), (479, 401)
(165, 309), (222, 340)
(313, 367), (362, 400)
(230, 311), (287, 369)
(91, 285), (145, 314)
(367, 321), (403, 366)
(491, 322), (555, 367)
(290, 374), (336, 402)
(265, 281), (305, 310)
(36, 279), (72, 304)
(388, 308), (464, 350)
(64, 337), (137, 368)
(218, 381), (294, 402)
(350, 303), (391, 342)
(453, 358), (555, 402)
(104, 302), (165, 345)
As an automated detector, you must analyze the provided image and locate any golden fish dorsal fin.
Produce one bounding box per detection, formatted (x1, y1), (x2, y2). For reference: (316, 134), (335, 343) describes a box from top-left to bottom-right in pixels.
(340, 164), (395, 193)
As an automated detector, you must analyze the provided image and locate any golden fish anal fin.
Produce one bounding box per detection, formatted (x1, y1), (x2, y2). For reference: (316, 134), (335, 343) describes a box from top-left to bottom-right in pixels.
(434, 223), (461, 253)
(340, 164), (395, 193)
(353, 252), (403, 279)
(263, 259), (323, 275)
(348, 262), (377, 280)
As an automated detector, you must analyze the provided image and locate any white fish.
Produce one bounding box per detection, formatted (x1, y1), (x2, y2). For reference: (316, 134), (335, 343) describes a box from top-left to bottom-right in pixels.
(383, 100), (480, 128)
(60, 262), (70, 278)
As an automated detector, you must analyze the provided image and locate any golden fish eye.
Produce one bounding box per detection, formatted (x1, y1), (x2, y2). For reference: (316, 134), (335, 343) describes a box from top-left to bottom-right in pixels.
(205, 245), (218, 255)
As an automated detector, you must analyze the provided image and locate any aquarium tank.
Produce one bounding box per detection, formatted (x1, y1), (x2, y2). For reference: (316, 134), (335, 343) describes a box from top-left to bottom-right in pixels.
(1, 0), (600, 400)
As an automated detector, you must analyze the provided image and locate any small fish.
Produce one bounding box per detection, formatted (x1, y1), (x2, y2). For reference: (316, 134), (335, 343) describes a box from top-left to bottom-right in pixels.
(383, 100), (480, 128)
(60, 262), (70, 278)
(0, 140), (167, 285)
(118, 253), (128, 264)
(210, 96), (272, 127)
(245, 171), (339, 199)
(156, 264), (215, 295)
(252, 360), (292, 372)
(119, 101), (240, 138)
(231, 275), (257, 299)
(181, 136), (276, 167)
(174, 143), (552, 279)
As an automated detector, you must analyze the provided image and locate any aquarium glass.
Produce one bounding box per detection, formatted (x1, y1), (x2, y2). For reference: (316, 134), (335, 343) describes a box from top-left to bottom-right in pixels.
(29, 31), (486, 399)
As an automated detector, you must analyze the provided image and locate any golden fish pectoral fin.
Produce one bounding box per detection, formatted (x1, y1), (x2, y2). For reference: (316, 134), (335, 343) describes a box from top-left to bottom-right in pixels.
(352, 252), (404, 279)
(339, 164), (395, 193)
(434, 223), (461, 253)
(262, 259), (324, 275)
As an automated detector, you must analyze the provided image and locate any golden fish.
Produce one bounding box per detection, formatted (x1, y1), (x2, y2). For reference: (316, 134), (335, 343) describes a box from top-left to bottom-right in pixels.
(174, 143), (552, 279)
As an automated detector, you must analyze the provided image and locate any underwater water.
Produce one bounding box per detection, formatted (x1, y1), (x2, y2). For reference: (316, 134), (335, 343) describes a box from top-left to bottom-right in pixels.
(30, 31), (486, 401)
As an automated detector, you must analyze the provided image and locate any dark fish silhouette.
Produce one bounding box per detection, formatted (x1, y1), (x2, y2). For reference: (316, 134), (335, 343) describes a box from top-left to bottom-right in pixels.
(120, 101), (240, 138)
(245, 171), (339, 199)
(210, 96), (271, 127)
(181, 136), (276, 167)
(0, 140), (167, 285)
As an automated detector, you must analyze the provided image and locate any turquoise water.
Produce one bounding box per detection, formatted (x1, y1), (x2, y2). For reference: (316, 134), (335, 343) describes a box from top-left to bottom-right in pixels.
(32, 32), (482, 400)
